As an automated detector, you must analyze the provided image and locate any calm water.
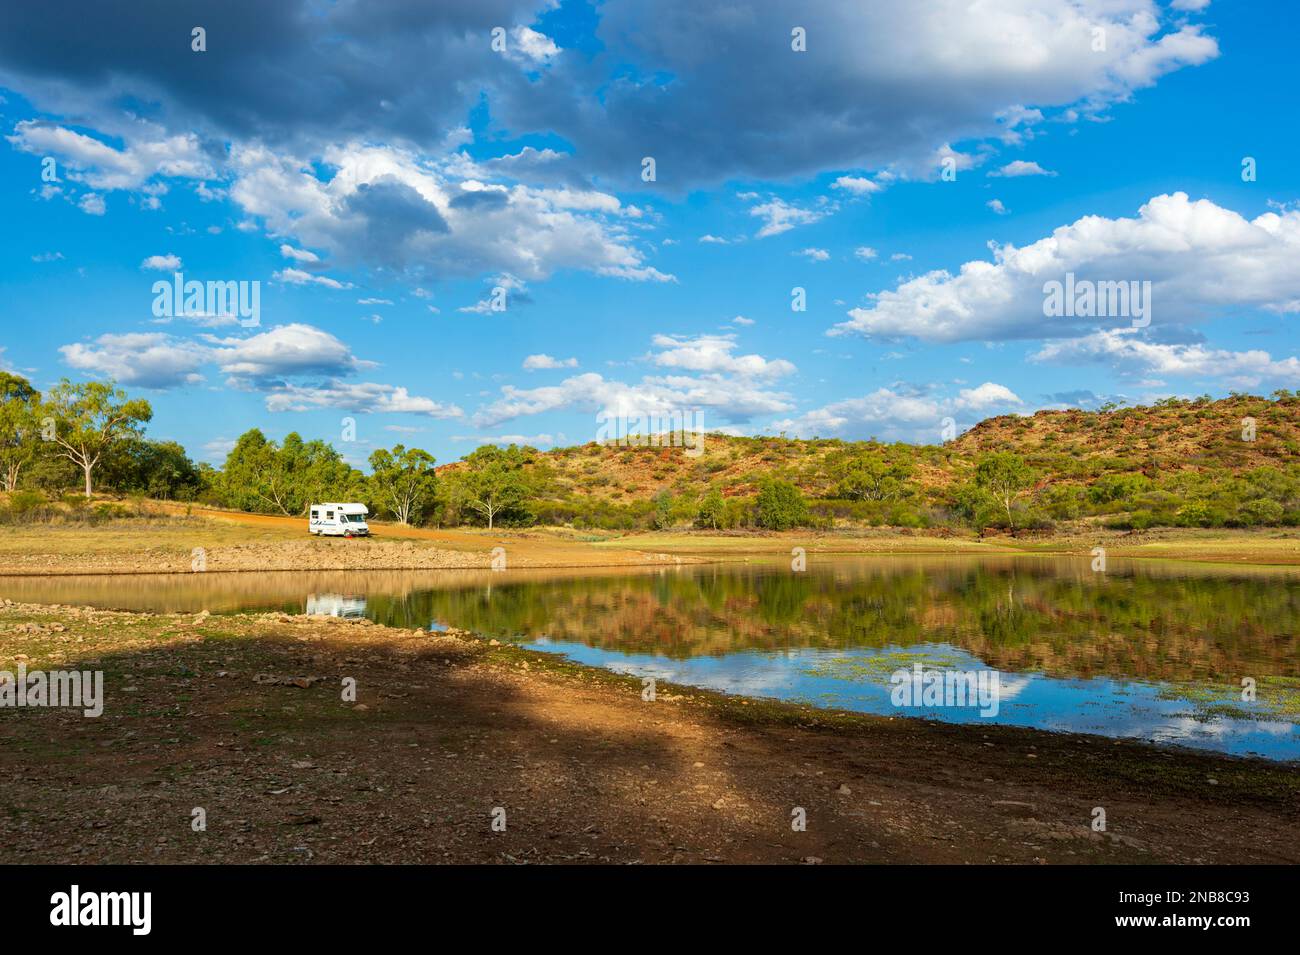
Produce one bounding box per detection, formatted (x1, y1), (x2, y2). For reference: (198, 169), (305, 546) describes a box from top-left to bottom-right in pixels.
(4, 556), (1299, 760)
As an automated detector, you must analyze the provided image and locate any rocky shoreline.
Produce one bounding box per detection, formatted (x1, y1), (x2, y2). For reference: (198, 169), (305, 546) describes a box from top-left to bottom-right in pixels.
(1, 600), (1297, 864)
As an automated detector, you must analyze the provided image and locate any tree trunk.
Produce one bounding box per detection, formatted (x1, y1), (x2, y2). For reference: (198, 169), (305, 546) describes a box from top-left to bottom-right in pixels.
(83, 462), (93, 498)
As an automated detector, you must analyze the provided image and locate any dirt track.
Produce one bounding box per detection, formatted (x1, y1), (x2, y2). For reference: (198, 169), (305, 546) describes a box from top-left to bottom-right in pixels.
(0, 504), (703, 576)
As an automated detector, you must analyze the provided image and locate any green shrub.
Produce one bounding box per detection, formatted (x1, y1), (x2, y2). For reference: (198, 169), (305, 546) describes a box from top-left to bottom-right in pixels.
(755, 480), (809, 530)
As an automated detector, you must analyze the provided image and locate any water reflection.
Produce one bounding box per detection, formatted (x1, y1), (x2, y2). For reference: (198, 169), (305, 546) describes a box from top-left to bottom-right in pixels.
(305, 593), (367, 619)
(4, 557), (1298, 759)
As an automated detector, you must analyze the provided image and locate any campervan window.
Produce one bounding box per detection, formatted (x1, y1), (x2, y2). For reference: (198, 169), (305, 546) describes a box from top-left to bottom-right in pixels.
(310, 509), (319, 519)
(326, 510), (334, 519)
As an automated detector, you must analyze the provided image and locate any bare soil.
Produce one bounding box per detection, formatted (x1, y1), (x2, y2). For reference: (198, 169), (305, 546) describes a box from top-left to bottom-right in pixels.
(1, 601), (1296, 865)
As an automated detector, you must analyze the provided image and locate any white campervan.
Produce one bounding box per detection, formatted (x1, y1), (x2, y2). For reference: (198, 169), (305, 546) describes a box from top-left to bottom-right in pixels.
(309, 502), (370, 537)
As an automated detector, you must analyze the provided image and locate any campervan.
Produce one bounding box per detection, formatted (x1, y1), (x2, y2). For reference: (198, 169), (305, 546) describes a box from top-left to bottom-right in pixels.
(309, 502), (370, 537)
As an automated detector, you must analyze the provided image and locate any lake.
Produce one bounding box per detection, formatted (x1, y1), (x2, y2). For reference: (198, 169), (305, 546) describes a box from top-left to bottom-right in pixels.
(4, 555), (1298, 760)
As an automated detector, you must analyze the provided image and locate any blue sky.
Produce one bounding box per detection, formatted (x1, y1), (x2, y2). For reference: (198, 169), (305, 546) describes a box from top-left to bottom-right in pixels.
(2, 0), (1297, 470)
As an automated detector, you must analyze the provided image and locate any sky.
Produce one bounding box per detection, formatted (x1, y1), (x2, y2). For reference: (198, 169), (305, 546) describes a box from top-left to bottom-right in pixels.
(1, 0), (1297, 470)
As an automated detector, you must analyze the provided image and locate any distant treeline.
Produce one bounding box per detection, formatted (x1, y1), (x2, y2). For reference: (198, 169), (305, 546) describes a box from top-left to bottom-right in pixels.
(3, 372), (1300, 534)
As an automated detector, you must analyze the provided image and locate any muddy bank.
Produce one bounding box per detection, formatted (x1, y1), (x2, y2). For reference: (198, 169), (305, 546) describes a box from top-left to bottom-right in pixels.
(1, 601), (1296, 864)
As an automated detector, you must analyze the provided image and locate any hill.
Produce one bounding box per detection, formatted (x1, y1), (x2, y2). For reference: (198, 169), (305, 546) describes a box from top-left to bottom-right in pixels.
(442, 393), (1300, 532)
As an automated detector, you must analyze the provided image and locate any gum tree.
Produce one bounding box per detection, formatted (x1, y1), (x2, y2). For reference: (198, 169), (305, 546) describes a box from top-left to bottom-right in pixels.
(368, 444), (437, 525)
(974, 451), (1034, 535)
(0, 372), (41, 491)
(451, 444), (535, 529)
(43, 380), (152, 498)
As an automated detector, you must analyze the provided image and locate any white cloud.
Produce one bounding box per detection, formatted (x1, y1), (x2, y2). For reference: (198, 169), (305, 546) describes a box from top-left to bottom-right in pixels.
(649, 334), (796, 379)
(523, 354), (579, 371)
(854, 247), (878, 261)
(988, 160), (1056, 178)
(832, 176), (884, 196)
(59, 321), (464, 418)
(510, 26), (560, 64)
(59, 333), (207, 388)
(272, 268), (352, 290)
(473, 334), (798, 428)
(78, 193), (105, 215)
(797, 247), (830, 262)
(6, 121), (215, 191)
(263, 380), (463, 417)
(209, 323), (368, 383)
(955, 381), (1023, 409)
(141, 253), (182, 271)
(280, 245), (320, 264)
(230, 142), (671, 283)
(775, 382), (1022, 440)
(833, 193), (1300, 343)
(748, 197), (828, 238)
(1033, 329), (1300, 387)
(987, 199), (1008, 215)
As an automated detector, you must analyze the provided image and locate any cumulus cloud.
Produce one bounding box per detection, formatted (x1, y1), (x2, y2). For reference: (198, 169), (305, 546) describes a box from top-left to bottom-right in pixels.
(1033, 328), (1300, 387)
(232, 143), (671, 281)
(774, 382), (1022, 440)
(832, 176), (884, 196)
(473, 334), (797, 427)
(472, 372), (795, 428)
(58, 321), (462, 417)
(6, 120), (216, 191)
(988, 160), (1056, 178)
(59, 333), (207, 388)
(648, 334), (796, 379)
(833, 193), (1300, 343)
(509, 26), (560, 64)
(208, 323), (368, 384)
(263, 381), (463, 417)
(523, 354), (579, 371)
(141, 253), (182, 271)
